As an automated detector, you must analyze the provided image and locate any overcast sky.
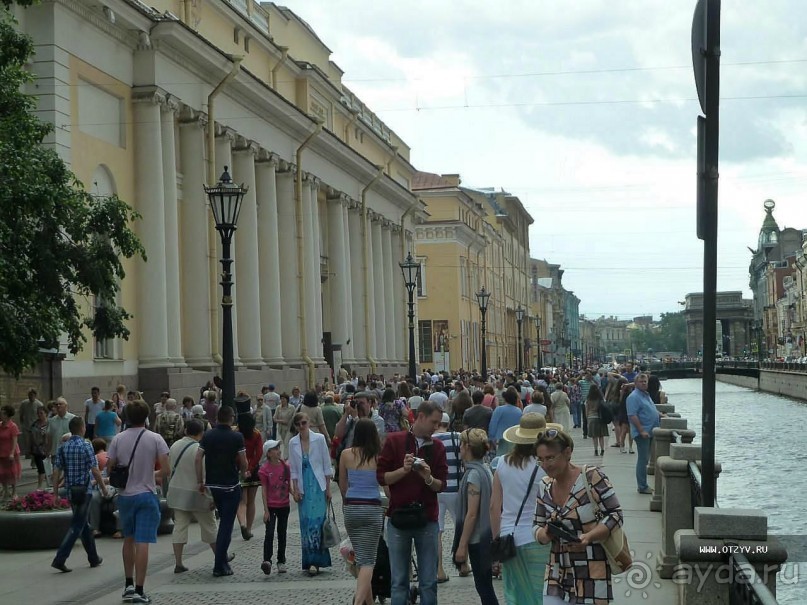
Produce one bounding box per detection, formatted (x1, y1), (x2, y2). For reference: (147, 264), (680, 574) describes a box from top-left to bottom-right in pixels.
(294, 1), (807, 319)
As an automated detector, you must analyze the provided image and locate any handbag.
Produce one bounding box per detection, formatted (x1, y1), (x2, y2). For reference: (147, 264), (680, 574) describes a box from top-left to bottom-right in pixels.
(490, 464), (539, 562)
(581, 465), (633, 573)
(322, 501), (341, 549)
(109, 429), (146, 489)
(390, 502), (427, 530)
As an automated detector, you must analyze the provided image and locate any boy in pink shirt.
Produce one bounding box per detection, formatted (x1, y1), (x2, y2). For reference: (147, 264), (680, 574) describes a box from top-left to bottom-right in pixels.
(258, 439), (290, 575)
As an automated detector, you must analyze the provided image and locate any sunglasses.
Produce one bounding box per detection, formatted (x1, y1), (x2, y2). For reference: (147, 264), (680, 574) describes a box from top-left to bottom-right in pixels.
(539, 428), (560, 439)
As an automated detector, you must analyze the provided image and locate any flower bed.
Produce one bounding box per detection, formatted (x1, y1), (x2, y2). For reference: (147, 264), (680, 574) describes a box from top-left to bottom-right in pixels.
(0, 492), (72, 550)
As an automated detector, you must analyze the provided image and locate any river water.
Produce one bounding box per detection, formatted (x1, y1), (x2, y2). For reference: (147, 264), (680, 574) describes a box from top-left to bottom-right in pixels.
(664, 378), (805, 603)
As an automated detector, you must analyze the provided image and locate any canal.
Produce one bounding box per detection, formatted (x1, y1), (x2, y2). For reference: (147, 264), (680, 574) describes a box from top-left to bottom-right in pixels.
(664, 378), (805, 604)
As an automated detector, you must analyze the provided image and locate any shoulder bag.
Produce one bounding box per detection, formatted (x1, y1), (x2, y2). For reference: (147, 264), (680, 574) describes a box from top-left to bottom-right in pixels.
(581, 465), (632, 573)
(490, 464), (539, 562)
(390, 433), (428, 530)
(322, 500), (342, 548)
(109, 429), (146, 489)
(164, 440), (195, 498)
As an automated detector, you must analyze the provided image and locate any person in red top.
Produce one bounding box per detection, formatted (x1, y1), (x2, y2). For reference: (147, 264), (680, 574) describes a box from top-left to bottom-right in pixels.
(258, 439), (290, 575)
(377, 400), (448, 605)
(237, 414), (263, 541)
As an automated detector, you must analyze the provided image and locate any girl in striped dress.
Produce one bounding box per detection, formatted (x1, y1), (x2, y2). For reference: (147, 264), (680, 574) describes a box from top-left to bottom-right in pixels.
(339, 419), (384, 605)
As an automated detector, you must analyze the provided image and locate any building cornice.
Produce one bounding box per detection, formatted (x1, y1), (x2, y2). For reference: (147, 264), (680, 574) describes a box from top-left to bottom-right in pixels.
(58, 0), (145, 48)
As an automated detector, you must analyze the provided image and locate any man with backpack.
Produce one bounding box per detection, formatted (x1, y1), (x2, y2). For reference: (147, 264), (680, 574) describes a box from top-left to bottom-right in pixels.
(154, 398), (184, 447)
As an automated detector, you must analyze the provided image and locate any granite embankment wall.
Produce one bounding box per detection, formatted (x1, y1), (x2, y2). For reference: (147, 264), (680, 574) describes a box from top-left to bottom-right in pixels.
(717, 370), (807, 401)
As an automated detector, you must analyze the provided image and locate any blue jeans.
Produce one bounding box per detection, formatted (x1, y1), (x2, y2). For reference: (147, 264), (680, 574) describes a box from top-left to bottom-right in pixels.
(634, 435), (652, 491)
(571, 402), (581, 428)
(54, 494), (100, 566)
(210, 486), (241, 571)
(386, 519), (439, 605)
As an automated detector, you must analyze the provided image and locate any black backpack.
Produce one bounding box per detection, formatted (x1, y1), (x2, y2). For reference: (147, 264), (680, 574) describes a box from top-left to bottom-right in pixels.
(597, 399), (614, 425)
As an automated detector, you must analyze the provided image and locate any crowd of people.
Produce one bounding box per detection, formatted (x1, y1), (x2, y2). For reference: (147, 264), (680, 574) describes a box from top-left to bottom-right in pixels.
(0, 360), (669, 604)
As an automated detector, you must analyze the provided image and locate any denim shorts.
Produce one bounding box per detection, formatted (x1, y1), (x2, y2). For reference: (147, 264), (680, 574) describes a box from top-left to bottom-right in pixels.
(118, 492), (161, 543)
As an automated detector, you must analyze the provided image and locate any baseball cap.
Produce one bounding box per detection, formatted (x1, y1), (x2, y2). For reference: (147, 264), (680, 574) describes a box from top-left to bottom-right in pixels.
(441, 412), (450, 425)
(263, 439), (281, 457)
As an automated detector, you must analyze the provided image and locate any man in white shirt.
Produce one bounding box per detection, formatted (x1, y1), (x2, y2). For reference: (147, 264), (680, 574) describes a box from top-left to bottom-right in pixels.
(262, 385), (280, 439)
(84, 387), (105, 441)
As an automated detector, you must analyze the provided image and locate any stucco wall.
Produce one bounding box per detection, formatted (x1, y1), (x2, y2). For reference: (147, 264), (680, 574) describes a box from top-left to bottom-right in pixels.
(758, 369), (807, 402)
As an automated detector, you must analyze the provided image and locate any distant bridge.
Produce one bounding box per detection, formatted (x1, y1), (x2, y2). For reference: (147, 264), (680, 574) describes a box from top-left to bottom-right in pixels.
(645, 361), (760, 379)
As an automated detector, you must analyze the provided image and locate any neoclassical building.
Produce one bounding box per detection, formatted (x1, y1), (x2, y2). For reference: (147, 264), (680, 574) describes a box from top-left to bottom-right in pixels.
(17, 0), (422, 405)
(412, 172), (533, 373)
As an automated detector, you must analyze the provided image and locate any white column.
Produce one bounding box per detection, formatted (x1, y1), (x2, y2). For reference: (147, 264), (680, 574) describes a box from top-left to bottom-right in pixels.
(382, 224), (396, 362)
(160, 101), (184, 365)
(276, 167), (301, 362)
(392, 229), (405, 362)
(256, 153), (283, 365)
(371, 217), (387, 361)
(308, 178), (325, 361)
(178, 110), (212, 366)
(215, 132), (240, 365)
(348, 207), (367, 363)
(342, 202), (355, 363)
(233, 141), (263, 366)
(327, 194), (350, 358)
(132, 92), (169, 366)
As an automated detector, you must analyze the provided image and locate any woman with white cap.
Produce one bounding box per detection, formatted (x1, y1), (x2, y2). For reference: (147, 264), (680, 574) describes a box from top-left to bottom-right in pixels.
(258, 439), (290, 575)
(489, 413), (555, 604)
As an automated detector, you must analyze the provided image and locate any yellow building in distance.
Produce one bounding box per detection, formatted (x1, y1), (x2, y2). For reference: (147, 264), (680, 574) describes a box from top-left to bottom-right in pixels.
(413, 172), (533, 374)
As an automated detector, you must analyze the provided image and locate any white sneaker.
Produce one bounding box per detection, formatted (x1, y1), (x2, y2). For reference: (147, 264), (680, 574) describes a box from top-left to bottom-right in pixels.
(277, 563), (287, 574)
(620, 445), (626, 453)
(122, 585), (136, 601)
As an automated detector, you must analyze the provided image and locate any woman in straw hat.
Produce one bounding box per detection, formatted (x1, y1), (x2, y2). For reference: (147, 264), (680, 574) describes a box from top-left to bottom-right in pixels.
(533, 428), (623, 604)
(489, 414), (556, 604)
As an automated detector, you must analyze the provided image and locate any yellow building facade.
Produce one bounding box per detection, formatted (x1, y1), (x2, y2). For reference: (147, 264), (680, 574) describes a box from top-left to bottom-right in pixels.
(413, 172), (533, 374)
(16, 0), (423, 406)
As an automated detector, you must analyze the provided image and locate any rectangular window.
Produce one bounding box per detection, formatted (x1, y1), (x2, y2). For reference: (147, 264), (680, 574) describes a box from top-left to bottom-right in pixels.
(418, 320), (433, 363)
(78, 80), (124, 147)
(93, 295), (117, 360)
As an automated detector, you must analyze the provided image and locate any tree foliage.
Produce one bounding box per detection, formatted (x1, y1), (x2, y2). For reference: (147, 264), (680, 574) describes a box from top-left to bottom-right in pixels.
(629, 312), (688, 355)
(0, 9), (145, 376)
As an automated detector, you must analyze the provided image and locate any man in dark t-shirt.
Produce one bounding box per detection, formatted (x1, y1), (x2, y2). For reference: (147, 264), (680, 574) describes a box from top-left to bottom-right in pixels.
(462, 390), (493, 432)
(195, 406), (246, 576)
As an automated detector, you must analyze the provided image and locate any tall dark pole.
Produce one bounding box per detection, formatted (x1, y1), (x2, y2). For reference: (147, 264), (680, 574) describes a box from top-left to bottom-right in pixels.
(206, 166), (246, 411)
(406, 288), (416, 381)
(220, 238), (235, 408)
(692, 0), (720, 508)
(516, 306), (525, 374)
(399, 252), (421, 382)
(480, 308), (488, 379)
(536, 318), (542, 370)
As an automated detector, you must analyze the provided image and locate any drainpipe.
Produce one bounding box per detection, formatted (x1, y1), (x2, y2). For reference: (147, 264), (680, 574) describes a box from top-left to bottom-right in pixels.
(206, 57), (242, 361)
(206, 57), (242, 185)
(295, 123), (323, 387)
(271, 46), (289, 90)
(361, 166), (385, 374)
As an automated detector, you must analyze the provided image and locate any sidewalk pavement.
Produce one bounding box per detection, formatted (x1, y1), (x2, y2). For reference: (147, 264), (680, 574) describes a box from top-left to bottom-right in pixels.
(2, 427), (676, 604)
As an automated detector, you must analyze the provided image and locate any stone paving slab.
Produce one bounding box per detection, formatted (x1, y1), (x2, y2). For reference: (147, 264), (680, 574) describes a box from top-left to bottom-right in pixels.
(2, 426), (677, 605)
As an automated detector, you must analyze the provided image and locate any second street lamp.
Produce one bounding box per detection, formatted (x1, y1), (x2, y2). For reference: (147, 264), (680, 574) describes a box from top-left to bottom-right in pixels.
(399, 251), (421, 381)
(535, 316), (542, 370)
(515, 305), (525, 374)
(205, 166), (247, 410)
(476, 287), (491, 380)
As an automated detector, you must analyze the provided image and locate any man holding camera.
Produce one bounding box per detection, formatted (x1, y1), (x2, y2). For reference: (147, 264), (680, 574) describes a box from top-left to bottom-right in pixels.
(377, 401), (448, 605)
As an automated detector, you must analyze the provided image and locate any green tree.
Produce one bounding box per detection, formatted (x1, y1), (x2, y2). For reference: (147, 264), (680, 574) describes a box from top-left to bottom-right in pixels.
(0, 6), (144, 376)
(657, 311), (687, 354)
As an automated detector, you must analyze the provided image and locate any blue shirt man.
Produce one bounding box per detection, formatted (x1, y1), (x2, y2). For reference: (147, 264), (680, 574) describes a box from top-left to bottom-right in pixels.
(488, 388), (523, 456)
(626, 373), (660, 494)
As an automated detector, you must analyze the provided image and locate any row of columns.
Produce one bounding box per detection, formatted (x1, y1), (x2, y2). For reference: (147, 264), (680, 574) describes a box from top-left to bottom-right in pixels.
(132, 88), (404, 372)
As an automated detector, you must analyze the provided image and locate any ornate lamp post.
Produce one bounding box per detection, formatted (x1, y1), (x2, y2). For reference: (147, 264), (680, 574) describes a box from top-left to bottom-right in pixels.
(476, 287), (491, 379)
(535, 316), (542, 370)
(515, 305), (525, 374)
(205, 166), (247, 409)
(399, 251), (421, 381)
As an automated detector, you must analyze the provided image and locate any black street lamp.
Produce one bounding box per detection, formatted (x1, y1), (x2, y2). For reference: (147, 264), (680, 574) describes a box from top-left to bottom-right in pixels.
(205, 166), (247, 410)
(515, 305), (525, 374)
(535, 316), (542, 370)
(399, 251), (421, 381)
(476, 287), (491, 380)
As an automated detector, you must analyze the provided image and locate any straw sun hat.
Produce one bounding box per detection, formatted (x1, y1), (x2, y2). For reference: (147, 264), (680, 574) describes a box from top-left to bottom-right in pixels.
(503, 413), (565, 445)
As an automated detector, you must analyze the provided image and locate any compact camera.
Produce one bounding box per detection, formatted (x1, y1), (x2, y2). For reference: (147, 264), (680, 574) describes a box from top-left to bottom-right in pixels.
(412, 457), (425, 470)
